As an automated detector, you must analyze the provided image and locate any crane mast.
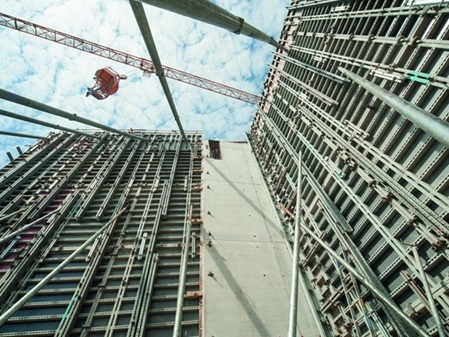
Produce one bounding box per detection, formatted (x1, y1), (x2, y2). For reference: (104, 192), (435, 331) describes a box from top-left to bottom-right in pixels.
(0, 12), (260, 104)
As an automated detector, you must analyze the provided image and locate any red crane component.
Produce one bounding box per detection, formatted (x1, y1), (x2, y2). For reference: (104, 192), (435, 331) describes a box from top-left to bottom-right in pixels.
(0, 12), (260, 104)
(86, 67), (127, 100)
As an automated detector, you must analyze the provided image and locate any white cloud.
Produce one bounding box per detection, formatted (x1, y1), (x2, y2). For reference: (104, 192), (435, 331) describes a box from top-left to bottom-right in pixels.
(0, 0), (289, 166)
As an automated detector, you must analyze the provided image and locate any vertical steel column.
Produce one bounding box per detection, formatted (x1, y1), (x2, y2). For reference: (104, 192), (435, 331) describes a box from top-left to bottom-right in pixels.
(338, 67), (449, 148)
(288, 151), (302, 337)
(412, 245), (446, 337)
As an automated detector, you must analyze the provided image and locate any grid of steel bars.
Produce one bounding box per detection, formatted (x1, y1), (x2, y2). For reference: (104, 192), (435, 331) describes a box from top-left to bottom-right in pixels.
(249, 1), (449, 336)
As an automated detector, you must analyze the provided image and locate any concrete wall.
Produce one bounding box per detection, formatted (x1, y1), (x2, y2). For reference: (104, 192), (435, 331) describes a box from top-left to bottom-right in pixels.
(202, 140), (320, 337)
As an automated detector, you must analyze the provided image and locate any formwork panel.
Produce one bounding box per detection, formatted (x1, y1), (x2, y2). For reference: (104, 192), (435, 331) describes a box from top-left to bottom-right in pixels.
(249, 1), (449, 336)
(0, 131), (203, 337)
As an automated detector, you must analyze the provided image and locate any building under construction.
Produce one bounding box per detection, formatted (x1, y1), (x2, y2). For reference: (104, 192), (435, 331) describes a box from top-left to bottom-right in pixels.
(0, 1), (448, 337)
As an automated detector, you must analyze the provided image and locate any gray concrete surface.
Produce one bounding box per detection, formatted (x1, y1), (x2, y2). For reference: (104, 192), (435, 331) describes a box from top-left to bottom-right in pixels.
(202, 141), (320, 337)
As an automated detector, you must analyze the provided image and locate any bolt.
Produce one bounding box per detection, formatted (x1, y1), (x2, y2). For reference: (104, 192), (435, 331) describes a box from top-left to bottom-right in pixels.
(207, 241), (213, 247)
(208, 271), (214, 277)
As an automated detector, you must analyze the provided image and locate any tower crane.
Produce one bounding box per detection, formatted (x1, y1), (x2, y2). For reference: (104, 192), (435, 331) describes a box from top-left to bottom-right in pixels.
(0, 12), (260, 104)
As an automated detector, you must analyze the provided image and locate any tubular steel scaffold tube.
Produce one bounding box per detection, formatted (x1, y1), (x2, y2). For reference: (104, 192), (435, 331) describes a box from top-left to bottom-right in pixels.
(338, 67), (449, 148)
(136, 0), (281, 48)
(0, 130), (46, 140)
(0, 208), (127, 327)
(0, 209), (25, 222)
(299, 224), (431, 337)
(0, 108), (99, 139)
(288, 152), (302, 337)
(129, 0), (189, 143)
(0, 208), (60, 245)
(0, 89), (145, 141)
(411, 246), (447, 337)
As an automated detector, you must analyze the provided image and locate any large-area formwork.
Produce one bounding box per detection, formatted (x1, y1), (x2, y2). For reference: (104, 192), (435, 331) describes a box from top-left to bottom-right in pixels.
(0, 131), (319, 337)
(0, 131), (203, 337)
(249, 1), (449, 337)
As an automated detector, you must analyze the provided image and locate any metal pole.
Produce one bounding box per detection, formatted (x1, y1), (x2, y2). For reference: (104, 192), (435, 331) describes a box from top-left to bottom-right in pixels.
(338, 67), (449, 148)
(129, 1), (189, 144)
(0, 89), (145, 141)
(288, 151), (302, 337)
(412, 245), (446, 337)
(0, 108), (99, 139)
(135, 0), (281, 48)
(0, 208), (60, 244)
(335, 264), (363, 337)
(0, 130), (45, 140)
(299, 224), (431, 337)
(0, 207), (126, 327)
(172, 220), (192, 337)
(0, 209), (25, 222)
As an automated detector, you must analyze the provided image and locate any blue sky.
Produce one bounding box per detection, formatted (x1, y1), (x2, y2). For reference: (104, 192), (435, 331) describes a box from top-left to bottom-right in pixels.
(0, 0), (289, 167)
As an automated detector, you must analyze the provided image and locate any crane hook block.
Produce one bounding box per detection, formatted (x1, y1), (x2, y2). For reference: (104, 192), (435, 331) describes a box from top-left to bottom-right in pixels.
(86, 67), (126, 100)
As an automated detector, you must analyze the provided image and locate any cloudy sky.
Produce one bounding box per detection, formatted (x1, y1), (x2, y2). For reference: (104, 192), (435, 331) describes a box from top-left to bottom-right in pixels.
(0, 0), (288, 167)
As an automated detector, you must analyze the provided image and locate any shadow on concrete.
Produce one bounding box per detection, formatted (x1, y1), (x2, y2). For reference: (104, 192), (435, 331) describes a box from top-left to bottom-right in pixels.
(208, 245), (272, 337)
(206, 159), (284, 239)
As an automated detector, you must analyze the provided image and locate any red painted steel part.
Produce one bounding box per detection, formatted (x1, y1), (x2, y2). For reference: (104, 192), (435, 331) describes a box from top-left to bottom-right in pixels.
(89, 67), (121, 100)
